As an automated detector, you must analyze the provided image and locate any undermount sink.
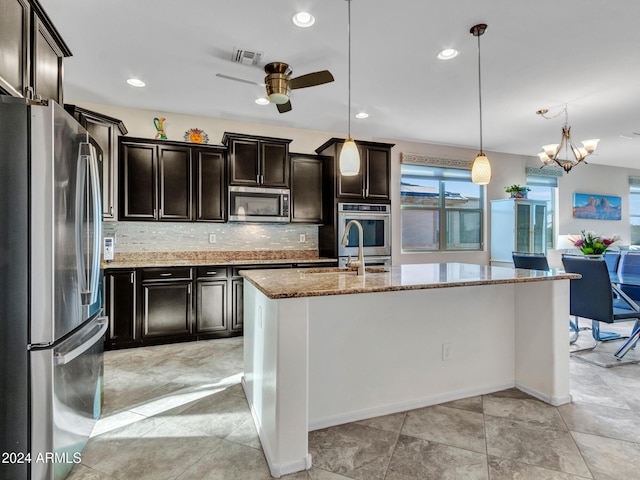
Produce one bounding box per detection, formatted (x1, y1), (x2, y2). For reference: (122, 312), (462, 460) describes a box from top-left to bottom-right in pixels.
(302, 266), (390, 275)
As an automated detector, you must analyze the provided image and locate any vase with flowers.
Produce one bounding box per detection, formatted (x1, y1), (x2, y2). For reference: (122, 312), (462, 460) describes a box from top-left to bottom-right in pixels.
(569, 230), (619, 256)
(505, 184), (530, 199)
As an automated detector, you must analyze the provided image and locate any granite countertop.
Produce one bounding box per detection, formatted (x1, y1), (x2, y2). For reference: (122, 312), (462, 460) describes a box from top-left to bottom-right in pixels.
(240, 262), (581, 299)
(101, 250), (337, 269)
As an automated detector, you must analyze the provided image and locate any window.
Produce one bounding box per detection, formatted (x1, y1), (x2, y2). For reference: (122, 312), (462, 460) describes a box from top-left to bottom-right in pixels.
(630, 177), (640, 245)
(401, 165), (483, 251)
(526, 171), (558, 249)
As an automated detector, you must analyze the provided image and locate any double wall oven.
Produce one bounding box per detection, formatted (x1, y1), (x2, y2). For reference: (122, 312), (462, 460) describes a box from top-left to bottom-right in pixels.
(337, 202), (391, 267)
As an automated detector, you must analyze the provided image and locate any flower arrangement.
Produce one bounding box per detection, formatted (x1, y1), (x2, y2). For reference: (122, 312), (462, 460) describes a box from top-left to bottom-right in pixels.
(505, 184), (530, 198)
(569, 230), (619, 255)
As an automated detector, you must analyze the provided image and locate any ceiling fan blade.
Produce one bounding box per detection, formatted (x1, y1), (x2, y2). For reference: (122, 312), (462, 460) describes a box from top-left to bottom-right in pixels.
(277, 100), (292, 113)
(216, 73), (265, 87)
(289, 70), (334, 89)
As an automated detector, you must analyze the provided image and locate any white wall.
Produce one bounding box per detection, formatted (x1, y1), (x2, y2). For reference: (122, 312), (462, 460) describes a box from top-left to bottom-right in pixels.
(79, 101), (640, 266)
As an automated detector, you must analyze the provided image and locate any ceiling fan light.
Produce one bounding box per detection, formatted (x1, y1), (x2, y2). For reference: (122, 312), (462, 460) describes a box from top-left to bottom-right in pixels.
(268, 92), (289, 105)
(471, 153), (491, 185)
(255, 97), (269, 105)
(339, 138), (360, 176)
(582, 138), (600, 153)
(542, 144), (559, 157)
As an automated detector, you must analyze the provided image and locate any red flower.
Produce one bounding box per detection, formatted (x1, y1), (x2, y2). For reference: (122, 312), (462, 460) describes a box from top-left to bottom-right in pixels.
(574, 239), (584, 247)
(603, 238), (613, 246)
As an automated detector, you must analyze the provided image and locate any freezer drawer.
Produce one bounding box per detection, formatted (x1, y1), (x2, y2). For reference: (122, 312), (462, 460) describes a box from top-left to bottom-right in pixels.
(30, 315), (107, 480)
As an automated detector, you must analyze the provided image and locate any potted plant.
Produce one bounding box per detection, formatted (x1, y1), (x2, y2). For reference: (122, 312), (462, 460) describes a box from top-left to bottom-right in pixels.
(505, 184), (530, 199)
(569, 230), (619, 256)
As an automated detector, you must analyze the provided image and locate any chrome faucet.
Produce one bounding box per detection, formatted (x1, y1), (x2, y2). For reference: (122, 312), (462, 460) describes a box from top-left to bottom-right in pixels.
(341, 220), (365, 275)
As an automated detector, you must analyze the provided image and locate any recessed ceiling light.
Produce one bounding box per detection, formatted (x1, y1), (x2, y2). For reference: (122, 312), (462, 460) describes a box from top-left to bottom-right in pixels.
(355, 112), (369, 119)
(255, 97), (269, 105)
(437, 48), (459, 60)
(126, 78), (146, 87)
(292, 11), (315, 27)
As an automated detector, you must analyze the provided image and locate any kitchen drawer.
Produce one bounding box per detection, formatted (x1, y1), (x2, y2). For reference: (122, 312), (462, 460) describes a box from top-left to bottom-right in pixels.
(196, 266), (228, 279)
(141, 267), (192, 282)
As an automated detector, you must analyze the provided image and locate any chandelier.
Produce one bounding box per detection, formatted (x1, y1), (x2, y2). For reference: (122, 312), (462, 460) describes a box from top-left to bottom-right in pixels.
(536, 105), (599, 173)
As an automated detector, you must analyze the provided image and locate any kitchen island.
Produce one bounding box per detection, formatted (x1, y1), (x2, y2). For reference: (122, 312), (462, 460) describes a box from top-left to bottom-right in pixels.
(240, 263), (579, 477)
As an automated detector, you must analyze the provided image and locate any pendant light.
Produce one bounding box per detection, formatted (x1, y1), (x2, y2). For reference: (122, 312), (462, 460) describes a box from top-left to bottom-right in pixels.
(470, 24), (491, 185)
(339, 0), (360, 176)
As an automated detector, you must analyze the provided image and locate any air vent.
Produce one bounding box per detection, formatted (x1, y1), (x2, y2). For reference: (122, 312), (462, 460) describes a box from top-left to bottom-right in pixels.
(232, 48), (263, 66)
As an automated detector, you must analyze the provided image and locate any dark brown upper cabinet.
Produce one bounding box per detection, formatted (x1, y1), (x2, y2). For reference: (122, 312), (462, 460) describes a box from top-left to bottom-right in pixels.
(195, 147), (226, 222)
(290, 153), (325, 224)
(0, 0), (70, 103)
(118, 137), (227, 223)
(222, 132), (292, 188)
(119, 137), (192, 221)
(316, 138), (394, 202)
(65, 105), (128, 221)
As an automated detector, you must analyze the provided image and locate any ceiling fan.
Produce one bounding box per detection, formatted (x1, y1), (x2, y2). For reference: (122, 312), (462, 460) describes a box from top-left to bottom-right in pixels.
(216, 61), (334, 113)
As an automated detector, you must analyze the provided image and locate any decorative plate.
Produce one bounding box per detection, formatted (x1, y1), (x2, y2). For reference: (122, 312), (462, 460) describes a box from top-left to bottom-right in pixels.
(184, 128), (209, 144)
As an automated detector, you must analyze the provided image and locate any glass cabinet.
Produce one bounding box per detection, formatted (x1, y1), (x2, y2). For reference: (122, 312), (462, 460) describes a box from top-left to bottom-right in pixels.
(490, 199), (547, 263)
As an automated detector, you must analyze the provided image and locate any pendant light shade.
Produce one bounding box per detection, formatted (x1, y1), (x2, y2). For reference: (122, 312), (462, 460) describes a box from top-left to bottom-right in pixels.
(470, 23), (491, 185)
(340, 137), (360, 176)
(471, 153), (491, 185)
(339, 0), (360, 176)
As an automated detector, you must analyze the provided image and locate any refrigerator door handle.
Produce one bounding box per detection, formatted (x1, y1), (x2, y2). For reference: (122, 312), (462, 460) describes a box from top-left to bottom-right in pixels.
(75, 142), (102, 306)
(54, 316), (108, 366)
(88, 142), (102, 305)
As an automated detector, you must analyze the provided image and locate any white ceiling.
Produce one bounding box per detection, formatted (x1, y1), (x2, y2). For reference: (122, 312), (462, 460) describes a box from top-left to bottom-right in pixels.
(41, 0), (640, 169)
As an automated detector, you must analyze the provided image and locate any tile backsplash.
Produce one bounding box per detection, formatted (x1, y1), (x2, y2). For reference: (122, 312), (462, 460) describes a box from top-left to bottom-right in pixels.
(103, 222), (318, 253)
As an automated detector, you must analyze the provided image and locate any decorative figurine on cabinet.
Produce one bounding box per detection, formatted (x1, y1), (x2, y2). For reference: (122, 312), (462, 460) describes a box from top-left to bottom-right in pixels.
(153, 117), (167, 140)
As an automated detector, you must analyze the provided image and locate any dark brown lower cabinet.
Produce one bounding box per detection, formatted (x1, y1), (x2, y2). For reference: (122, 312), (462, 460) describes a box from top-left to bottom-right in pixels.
(104, 269), (138, 349)
(104, 261), (338, 349)
(141, 281), (192, 337)
(196, 267), (228, 333)
(230, 277), (244, 331)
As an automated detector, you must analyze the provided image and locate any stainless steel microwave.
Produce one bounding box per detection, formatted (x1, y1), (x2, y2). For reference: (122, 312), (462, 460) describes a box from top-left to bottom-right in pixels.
(228, 185), (290, 223)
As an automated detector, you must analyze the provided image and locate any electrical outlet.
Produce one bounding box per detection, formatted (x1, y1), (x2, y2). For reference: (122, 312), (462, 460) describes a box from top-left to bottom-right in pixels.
(209, 233), (217, 244)
(442, 343), (452, 361)
(299, 234), (306, 243)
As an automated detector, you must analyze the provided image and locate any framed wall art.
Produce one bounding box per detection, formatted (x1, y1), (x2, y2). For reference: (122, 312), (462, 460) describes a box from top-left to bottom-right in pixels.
(573, 193), (622, 220)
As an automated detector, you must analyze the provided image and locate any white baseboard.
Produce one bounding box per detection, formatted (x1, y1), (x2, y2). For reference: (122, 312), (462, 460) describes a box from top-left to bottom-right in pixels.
(515, 381), (572, 406)
(241, 377), (312, 478)
(308, 381), (515, 431)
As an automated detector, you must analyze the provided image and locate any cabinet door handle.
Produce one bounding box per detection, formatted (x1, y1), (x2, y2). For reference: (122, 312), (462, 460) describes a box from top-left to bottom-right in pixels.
(160, 273), (172, 277)
(206, 271), (217, 275)
(110, 205), (114, 216)
(130, 272), (135, 284)
(188, 284), (192, 295)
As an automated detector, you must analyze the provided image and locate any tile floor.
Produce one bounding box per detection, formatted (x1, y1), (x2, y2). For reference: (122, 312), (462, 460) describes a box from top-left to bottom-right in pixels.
(68, 330), (640, 480)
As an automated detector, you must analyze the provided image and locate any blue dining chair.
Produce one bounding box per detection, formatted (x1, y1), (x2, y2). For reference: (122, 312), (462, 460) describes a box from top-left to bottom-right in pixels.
(619, 252), (640, 301)
(562, 256), (640, 359)
(604, 251), (621, 274)
(512, 252), (549, 271)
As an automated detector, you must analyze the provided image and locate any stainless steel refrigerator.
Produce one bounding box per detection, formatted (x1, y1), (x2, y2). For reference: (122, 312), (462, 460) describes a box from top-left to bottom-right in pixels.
(0, 97), (108, 480)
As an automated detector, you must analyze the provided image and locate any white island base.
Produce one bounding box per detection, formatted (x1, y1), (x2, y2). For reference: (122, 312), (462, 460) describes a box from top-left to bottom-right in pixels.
(241, 267), (571, 478)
